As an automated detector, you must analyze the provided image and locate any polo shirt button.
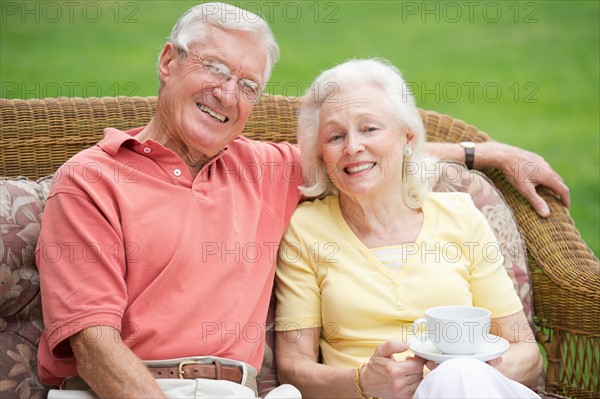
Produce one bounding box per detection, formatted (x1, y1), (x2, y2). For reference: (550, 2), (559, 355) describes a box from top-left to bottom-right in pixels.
(143, 147), (151, 153)
(173, 168), (182, 177)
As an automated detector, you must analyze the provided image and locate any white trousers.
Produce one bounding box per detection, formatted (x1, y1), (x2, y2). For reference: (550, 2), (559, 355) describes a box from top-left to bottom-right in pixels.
(48, 380), (301, 399)
(414, 357), (541, 398)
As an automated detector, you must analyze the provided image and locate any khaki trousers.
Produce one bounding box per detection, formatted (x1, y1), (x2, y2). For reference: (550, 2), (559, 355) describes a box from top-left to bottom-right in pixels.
(49, 380), (300, 399)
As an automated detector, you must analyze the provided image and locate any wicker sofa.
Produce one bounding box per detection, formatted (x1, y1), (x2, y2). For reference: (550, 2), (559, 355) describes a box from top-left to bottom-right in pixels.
(1, 96), (598, 399)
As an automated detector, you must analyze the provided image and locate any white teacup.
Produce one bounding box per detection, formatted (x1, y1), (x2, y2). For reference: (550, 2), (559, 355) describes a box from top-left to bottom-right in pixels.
(413, 305), (491, 355)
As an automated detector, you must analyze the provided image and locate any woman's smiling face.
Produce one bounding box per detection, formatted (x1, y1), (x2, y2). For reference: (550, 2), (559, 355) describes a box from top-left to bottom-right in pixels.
(319, 84), (414, 200)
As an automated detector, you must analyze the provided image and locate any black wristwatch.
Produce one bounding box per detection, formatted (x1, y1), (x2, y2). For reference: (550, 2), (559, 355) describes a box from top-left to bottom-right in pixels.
(459, 141), (476, 170)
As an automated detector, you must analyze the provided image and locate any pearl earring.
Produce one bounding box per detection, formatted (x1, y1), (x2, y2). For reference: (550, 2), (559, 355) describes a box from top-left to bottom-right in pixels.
(404, 147), (412, 157)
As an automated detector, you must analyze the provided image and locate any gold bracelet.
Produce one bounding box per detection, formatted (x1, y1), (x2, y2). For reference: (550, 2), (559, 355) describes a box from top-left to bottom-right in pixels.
(355, 362), (369, 399)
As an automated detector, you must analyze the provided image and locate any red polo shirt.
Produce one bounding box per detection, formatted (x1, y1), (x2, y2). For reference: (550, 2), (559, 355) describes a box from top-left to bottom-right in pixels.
(36, 127), (302, 385)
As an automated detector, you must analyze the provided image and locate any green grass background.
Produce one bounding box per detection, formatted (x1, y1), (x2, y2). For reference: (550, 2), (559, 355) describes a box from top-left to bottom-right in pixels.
(1, 0), (598, 256)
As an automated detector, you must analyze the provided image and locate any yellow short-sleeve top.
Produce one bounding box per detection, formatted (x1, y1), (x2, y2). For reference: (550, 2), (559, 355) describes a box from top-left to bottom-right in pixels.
(275, 192), (522, 368)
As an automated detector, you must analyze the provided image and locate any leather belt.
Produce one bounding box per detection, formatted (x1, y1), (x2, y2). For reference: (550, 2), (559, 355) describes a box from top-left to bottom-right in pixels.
(148, 360), (243, 382)
(62, 358), (257, 395)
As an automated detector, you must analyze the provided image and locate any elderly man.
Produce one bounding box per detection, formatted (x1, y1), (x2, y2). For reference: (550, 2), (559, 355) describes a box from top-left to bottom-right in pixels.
(36, 2), (569, 399)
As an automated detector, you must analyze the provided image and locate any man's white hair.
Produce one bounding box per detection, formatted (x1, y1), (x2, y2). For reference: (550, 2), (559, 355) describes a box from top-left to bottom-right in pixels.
(164, 2), (280, 83)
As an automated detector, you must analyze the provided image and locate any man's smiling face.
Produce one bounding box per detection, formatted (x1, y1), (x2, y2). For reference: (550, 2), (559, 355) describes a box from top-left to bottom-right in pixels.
(157, 25), (267, 159)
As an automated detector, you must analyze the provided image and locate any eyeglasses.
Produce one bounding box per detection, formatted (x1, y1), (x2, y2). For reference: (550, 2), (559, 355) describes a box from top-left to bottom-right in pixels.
(183, 50), (262, 102)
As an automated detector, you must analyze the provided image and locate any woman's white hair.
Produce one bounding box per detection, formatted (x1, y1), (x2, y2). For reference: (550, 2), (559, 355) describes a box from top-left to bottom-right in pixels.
(163, 2), (279, 83)
(297, 58), (430, 209)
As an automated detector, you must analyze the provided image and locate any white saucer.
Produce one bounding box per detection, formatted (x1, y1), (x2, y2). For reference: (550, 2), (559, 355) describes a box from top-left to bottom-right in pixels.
(409, 336), (510, 363)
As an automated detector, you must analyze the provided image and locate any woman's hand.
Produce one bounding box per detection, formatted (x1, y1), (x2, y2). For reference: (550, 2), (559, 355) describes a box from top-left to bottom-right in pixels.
(359, 340), (426, 399)
(276, 330), (424, 398)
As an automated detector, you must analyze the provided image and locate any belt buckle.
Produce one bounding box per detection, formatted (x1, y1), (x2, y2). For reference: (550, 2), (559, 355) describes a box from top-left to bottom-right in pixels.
(177, 360), (202, 379)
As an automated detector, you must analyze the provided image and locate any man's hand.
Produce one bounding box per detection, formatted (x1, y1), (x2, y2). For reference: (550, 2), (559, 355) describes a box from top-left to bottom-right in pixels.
(476, 141), (570, 217)
(425, 141), (570, 218)
(71, 325), (166, 399)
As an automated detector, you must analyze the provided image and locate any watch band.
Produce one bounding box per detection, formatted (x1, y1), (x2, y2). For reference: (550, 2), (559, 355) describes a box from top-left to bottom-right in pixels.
(460, 142), (476, 170)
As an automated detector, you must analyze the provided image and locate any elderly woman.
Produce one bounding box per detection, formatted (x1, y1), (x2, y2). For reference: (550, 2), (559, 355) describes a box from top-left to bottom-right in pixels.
(274, 59), (543, 398)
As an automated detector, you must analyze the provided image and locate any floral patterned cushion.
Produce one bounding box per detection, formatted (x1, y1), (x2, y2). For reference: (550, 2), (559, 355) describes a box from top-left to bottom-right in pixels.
(1, 179), (42, 316)
(1, 177), (54, 399)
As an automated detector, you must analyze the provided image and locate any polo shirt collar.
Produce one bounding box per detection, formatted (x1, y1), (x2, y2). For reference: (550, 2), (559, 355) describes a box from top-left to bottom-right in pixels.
(97, 126), (230, 169)
(99, 127), (144, 156)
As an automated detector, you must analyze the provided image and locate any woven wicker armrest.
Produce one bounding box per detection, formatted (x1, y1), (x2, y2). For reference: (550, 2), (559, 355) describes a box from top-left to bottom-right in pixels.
(490, 178), (600, 399)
